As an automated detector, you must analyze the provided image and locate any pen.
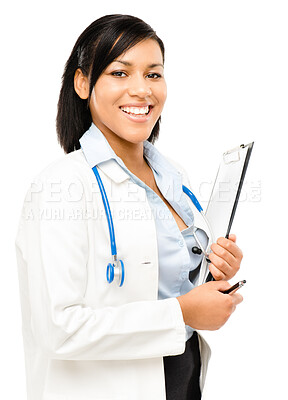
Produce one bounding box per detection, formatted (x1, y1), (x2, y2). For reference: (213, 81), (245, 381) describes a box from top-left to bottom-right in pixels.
(221, 280), (246, 294)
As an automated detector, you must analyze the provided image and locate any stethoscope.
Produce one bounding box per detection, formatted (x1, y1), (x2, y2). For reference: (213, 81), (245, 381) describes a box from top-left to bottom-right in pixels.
(92, 165), (214, 287)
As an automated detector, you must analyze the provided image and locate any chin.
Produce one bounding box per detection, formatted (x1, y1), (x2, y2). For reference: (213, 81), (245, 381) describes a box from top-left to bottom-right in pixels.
(118, 128), (153, 144)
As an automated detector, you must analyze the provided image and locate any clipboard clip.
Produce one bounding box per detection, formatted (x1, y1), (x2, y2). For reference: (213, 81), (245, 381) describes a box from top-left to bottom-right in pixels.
(223, 144), (245, 164)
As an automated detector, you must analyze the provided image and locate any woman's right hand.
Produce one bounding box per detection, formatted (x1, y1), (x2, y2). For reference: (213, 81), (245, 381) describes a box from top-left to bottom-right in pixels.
(177, 281), (243, 331)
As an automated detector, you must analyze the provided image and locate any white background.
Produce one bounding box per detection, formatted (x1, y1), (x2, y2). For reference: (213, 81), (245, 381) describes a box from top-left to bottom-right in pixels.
(1, 0), (287, 398)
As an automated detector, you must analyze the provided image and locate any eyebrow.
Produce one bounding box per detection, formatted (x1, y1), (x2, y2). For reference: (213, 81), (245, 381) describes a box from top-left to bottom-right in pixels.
(111, 60), (164, 68)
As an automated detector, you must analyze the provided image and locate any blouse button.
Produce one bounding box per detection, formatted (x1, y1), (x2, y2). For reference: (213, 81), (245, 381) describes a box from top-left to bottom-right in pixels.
(178, 240), (184, 247)
(181, 271), (188, 280)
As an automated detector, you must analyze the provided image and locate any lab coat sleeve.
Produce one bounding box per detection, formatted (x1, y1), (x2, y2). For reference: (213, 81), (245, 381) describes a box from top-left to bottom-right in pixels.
(15, 167), (186, 361)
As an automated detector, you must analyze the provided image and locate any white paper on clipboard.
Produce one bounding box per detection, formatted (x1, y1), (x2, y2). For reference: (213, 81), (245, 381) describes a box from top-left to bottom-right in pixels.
(198, 142), (254, 284)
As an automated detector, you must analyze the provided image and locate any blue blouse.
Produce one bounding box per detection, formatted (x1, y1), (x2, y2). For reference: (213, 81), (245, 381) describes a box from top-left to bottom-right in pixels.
(80, 123), (208, 340)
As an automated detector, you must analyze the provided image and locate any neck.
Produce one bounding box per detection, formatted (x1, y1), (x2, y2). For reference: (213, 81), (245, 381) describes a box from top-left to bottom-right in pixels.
(116, 142), (146, 174)
(100, 129), (147, 175)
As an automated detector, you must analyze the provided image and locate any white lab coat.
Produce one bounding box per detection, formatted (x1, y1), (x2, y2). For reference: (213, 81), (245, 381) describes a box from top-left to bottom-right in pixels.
(15, 149), (211, 400)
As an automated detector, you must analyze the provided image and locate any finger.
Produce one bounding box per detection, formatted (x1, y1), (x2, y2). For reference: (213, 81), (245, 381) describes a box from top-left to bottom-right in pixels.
(216, 237), (243, 261)
(228, 233), (236, 242)
(208, 263), (226, 280)
(210, 243), (235, 267)
(208, 261), (230, 281)
(209, 252), (233, 279)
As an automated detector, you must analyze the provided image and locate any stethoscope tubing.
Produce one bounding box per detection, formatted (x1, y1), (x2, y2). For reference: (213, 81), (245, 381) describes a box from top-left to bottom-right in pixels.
(92, 166), (117, 256)
(182, 185), (203, 213)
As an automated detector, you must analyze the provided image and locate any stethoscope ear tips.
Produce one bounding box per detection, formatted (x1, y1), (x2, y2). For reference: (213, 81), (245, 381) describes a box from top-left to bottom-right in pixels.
(191, 246), (211, 263)
(192, 246), (202, 255)
(106, 259), (125, 287)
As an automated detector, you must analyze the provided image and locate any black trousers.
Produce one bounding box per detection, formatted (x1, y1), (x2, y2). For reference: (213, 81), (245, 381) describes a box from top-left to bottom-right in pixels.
(163, 331), (202, 400)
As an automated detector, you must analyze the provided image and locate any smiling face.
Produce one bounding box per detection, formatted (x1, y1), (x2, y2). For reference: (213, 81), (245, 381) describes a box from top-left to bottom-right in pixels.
(87, 39), (167, 145)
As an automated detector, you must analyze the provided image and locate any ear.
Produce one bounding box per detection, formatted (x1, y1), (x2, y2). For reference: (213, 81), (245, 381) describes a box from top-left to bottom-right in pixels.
(74, 68), (89, 99)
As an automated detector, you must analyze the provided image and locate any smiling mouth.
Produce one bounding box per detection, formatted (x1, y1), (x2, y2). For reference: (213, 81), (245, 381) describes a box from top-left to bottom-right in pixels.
(119, 105), (153, 117)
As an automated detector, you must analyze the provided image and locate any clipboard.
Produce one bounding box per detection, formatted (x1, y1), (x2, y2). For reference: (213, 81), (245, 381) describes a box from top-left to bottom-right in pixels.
(206, 142), (254, 241)
(198, 142), (254, 284)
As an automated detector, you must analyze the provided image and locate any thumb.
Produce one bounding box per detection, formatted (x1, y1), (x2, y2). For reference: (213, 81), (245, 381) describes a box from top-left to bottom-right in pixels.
(208, 280), (231, 292)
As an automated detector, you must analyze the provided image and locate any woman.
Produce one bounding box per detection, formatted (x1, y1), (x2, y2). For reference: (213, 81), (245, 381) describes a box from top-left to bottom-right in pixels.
(15, 14), (243, 400)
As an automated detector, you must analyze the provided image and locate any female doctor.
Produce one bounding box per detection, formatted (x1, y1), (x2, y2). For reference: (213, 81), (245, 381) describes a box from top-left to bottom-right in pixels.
(15, 14), (243, 400)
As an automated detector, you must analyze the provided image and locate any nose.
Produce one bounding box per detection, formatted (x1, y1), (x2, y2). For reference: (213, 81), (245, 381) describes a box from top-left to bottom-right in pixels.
(127, 74), (152, 98)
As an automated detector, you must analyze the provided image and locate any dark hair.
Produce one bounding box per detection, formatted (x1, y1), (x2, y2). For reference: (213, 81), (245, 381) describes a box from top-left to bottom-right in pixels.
(57, 14), (165, 154)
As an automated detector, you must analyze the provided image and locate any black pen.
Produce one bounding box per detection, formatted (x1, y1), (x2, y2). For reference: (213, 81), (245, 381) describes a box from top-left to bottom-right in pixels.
(221, 280), (246, 294)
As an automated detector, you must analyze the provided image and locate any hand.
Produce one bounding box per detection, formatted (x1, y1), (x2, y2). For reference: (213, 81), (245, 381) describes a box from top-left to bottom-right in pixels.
(177, 280), (243, 330)
(208, 234), (243, 281)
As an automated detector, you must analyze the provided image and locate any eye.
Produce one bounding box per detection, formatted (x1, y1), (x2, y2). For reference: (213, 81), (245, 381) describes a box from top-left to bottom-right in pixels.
(147, 73), (162, 79)
(111, 71), (127, 77)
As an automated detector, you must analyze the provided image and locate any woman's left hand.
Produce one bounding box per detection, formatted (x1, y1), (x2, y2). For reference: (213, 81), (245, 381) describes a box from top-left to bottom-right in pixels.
(208, 234), (243, 281)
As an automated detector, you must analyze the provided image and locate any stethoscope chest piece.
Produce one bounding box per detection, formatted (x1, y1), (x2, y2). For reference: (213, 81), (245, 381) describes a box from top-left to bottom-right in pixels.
(107, 258), (125, 287)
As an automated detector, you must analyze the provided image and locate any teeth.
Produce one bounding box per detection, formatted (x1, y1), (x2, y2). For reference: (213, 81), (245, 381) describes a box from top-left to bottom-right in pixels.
(120, 106), (149, 115)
